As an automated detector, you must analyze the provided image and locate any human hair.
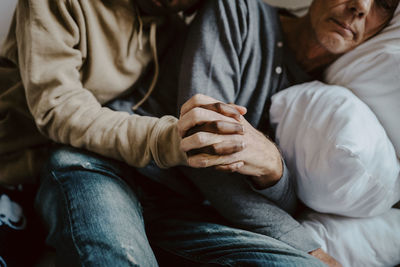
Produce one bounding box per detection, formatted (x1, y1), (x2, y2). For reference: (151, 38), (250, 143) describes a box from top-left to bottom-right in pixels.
(376, 0), (400, 19)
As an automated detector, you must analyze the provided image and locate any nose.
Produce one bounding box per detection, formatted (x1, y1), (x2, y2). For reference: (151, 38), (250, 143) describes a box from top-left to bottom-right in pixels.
(348, 0), (373, 18)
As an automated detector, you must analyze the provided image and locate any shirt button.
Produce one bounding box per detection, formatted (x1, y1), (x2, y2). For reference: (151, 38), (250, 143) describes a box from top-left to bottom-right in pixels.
(277, 41), (283, 48)
(275, 66), (282, 74)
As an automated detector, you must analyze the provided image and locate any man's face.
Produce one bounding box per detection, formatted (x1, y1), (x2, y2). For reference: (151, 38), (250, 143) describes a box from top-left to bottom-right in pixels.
(136, 0), (201, 15)
(309, 0), (399, 54)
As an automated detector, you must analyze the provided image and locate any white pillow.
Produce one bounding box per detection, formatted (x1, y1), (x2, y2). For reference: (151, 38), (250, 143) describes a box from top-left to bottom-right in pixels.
(270, 81), (400, 217)
(300, 208), (400, 267)
(324, 4), (400, 157)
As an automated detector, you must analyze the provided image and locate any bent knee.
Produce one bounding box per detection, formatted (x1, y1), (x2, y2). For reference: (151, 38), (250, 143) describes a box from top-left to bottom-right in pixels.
(44, 146), (95, 171)
(42, 146), (121, 176)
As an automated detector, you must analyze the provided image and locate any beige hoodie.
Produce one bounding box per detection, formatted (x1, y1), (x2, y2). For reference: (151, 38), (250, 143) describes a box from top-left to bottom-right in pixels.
(0, 0), (187, 184)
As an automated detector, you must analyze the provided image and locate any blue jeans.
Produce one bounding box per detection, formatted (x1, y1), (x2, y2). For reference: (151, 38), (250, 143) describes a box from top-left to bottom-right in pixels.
(35, 146), (325, 266)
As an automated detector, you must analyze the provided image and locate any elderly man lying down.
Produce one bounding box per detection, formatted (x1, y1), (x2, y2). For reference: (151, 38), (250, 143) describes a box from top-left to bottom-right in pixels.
(173, 0), (399, 265)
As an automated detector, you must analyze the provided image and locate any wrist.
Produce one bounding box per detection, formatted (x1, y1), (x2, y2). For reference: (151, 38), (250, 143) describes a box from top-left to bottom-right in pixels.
(155, 116), (188, 168)
(249, 166), (282, 190)
(249, 154), (283, 190)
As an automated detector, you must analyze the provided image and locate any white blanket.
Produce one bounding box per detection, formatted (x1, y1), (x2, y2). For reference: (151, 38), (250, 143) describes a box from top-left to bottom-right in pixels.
(300, 209), (400, 267)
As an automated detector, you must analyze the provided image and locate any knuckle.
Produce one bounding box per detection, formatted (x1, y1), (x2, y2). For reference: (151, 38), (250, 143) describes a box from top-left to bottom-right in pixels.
(230, 144), (240, 153)
(231, 152), (241, 162)
(221, 165), (234, 172)
(224, 163), (239, 172)
(211, 120), (222, 131)
(187, 157), (196, 167)
(180, 141), (188, 152)
(236, 124), (244, 133)
(188, 156), (206, 168)
(193, 94), (203, 103)
(194, 132), (207, 145)
(191, 107), (203, 121)
(210, 143), (219, 154)
(242, 140), (247, 149)
(198, 158), (209, 168)
(214, 102), (223, 112)
(229, 165), (239, 172)
(234, 134), (245, 144)
(235, 141), (245, 151)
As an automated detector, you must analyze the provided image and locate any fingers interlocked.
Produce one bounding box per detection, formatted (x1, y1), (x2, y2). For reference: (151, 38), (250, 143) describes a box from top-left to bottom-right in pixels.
(178, 94), (247, 171)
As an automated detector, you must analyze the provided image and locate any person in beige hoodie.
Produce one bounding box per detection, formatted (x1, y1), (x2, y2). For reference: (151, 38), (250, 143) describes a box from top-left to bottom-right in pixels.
(0, 0), (191, 185)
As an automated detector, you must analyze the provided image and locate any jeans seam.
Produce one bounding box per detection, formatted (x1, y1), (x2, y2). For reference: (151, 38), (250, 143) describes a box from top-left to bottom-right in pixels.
(50, 170), (88, 267)
(55, 161), (124, 179)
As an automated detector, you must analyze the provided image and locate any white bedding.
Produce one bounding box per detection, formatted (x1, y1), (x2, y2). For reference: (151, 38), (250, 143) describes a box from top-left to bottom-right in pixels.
(270, 81), (400, 266)
(270, 82), (400, 218)
(300, 208), (400, 267)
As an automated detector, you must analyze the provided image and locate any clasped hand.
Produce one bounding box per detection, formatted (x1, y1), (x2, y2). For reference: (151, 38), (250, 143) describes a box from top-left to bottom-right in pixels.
(177, 94), (283, 189)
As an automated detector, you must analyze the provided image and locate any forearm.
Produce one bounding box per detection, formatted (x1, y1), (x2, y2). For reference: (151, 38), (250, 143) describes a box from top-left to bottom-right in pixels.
(247, 160), (297, 215)
(183, 167), (320, 253)
(31, 95), (186, 168)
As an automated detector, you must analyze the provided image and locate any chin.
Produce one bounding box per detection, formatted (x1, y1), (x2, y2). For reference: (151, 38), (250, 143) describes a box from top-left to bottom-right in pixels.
(319, 33), (351, 54)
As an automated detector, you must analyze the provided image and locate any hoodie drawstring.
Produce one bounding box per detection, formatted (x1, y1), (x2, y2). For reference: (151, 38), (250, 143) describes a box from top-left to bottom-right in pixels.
(136, 9), (144, 51)
(132, 21), (159, 111)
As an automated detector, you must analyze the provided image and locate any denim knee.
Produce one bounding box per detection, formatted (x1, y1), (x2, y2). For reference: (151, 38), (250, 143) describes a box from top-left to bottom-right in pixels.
(35, 147), (157, 266)
(41, 146), (125, 181)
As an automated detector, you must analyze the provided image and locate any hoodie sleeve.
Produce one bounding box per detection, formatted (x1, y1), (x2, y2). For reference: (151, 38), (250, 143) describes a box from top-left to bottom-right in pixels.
(15, 0), (187, 168)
